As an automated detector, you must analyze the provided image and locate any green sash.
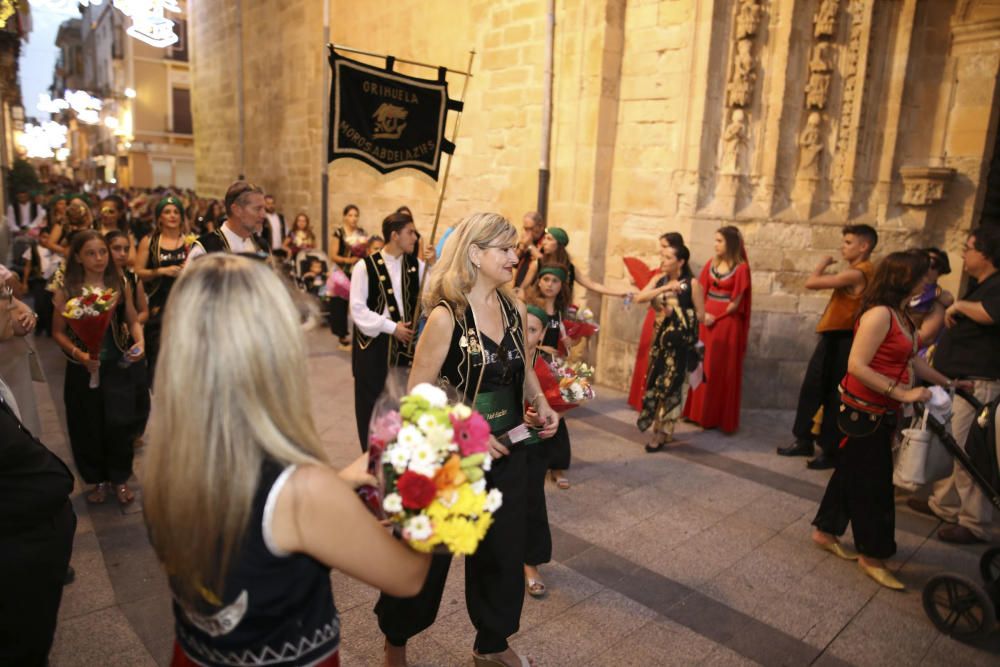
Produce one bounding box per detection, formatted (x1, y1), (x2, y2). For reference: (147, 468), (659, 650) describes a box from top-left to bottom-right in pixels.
(474, 389), (522, 437)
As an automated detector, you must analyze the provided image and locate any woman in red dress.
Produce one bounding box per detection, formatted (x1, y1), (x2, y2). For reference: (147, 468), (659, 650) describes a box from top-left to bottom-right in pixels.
(629, 232), (684, 411)
(683, 226), (751, 433)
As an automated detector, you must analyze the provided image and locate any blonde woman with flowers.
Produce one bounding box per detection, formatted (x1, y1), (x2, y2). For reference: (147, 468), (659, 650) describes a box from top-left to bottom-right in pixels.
(377, 212), (559, 667)
(142, 254), (430, 667)
(51, 231), (145, 506)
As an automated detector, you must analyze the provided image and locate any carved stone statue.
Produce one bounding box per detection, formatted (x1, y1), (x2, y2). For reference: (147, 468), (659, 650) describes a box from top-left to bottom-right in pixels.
(814, 0), (839, 38)
(721, 109), (747, 174)
(798, 112), (823, 178)
(726, 39), (756, 108)
(805, 43), (833, 109)
(735, 0), (762, 39)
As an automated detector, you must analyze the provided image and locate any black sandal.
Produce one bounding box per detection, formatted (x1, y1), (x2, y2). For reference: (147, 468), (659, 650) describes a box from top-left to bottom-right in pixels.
(644, 432), (671, 453)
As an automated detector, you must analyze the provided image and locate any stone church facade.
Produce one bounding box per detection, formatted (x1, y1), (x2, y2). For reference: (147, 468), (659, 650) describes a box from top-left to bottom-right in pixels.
(191, 0), (1000, 408)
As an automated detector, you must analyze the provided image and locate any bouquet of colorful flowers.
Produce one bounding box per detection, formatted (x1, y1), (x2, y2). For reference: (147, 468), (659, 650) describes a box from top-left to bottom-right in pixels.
(359, 383), (502, 555)
(533, 356), (596, 413)
(563, 305), (600, 340)
(63, 285), (117, 388)
(325, 266), (351, 300)
(183, 233), (199, 255)
(350, 242), (368, 258)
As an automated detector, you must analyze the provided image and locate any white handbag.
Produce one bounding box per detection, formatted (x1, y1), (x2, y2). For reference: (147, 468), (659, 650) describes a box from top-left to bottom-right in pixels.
(893, 389), (954, 491)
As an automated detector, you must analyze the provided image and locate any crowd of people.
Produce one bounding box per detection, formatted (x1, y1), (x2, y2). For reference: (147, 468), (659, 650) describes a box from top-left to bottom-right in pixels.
(2, 176), (999, 666)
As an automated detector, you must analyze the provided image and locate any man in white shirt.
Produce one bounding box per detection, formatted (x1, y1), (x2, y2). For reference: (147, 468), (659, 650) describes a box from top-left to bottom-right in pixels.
(5, 189), (46, 233)
(187, 180), (269, 263)
(349, 211), (424, 451)
(260, 194), (286, 255)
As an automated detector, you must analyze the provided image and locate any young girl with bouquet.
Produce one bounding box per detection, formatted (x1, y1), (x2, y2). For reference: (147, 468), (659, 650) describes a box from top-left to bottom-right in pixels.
(52, 231), (145, 505)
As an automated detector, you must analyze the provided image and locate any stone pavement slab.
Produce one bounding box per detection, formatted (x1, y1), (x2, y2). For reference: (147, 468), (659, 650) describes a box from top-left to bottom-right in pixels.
(31, 328), (1000, 666)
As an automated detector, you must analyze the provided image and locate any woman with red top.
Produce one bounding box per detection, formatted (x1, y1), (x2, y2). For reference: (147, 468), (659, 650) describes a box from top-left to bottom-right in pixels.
(811, 251), (965, 591)
(683, 226), (751, 433)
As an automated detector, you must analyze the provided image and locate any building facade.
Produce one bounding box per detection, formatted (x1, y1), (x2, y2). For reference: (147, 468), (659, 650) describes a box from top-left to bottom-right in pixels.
(53, 1), (194, 189)
(191, 0), (1000, 408)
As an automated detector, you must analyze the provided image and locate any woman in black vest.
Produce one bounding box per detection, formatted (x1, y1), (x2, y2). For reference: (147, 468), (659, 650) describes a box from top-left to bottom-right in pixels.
(330, 204), (369, 347)
(143, 254), (430, 667)
(376, 212), (559, 667)
(135, 196), (187, 385)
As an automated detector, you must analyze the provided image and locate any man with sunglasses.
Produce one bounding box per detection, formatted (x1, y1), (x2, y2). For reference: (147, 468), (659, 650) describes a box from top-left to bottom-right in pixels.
(187, 180), (270, 263)
(349, 211), (425, 451)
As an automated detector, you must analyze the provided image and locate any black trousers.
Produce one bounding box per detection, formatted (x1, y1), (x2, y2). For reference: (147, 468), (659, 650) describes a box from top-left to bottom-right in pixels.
(546, 418), (571, 471)
(29, 278), (53, 334)
(64, 362), (139, 484)
(376, 445), (528, 654)
(792, 331), (853, 456)
(525, 442), (552, 567)
(812, 417), (897, 559)
(144, 319), (163, 389)
(329, 297), (349, 338)
(0, 501), (76, 667)
(352, 338), (391, 452)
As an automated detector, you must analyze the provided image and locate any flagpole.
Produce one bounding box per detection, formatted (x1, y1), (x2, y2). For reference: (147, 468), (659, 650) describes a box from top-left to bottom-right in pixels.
(330, 43), (473, 77)
(407, 49), (475, 355)
(428, 49), (476, 248)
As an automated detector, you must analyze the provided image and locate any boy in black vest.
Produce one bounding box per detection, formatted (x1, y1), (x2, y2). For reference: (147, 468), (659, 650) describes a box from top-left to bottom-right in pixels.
(349, 212), (424, 451)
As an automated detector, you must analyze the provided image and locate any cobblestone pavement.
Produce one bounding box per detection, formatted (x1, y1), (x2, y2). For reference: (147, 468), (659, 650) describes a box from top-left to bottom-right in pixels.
(32, 329), (1000, 666)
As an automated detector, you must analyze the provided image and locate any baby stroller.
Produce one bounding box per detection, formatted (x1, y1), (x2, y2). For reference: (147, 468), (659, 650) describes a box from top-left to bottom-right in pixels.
(918, 389), (1000, 641)
(292, 249), (334, 323)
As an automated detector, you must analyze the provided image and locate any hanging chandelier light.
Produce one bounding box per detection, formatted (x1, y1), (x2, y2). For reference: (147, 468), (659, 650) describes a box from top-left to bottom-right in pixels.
(17, 121), (69, 159)
(30, 0), (182, 48)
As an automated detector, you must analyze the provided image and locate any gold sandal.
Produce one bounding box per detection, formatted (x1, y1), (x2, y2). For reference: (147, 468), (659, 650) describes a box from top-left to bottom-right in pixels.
(472, 651), (532, 667)
(86, 482), (109, 504)
(115, 483), (135, 506)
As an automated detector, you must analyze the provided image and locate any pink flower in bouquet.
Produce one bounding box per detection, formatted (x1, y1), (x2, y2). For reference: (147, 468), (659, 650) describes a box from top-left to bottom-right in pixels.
(326, 268), (351, 300)
(397, 470), (437, 510)
(369, 410), (402, 449)
(450, 411), (490, 456)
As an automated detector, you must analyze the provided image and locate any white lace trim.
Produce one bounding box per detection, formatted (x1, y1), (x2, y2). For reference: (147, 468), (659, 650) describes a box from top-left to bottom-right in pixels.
(178, 617), (340, 667)
(262, 465), (297, 558)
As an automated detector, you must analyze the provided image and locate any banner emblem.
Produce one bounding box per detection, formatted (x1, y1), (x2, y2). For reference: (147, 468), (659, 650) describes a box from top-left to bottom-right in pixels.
(328, 49), (461, 179)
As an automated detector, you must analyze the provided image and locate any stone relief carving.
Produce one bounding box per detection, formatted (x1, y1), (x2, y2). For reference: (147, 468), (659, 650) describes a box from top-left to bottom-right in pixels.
(721, 109), (748, 174)
(814, 0), (839, 38)
(833, 0), (868, 181)
(798, 112), (824, 178)
(727, 39), (756, 108)
(899, 166), (955, 206)
(805, 43), (833, 109)
(735, 0), (763, 39)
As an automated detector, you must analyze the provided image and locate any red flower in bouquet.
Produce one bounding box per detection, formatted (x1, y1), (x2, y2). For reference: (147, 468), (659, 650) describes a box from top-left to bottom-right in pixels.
(397, 470), (437, 510)
(449, 411), (490, 456)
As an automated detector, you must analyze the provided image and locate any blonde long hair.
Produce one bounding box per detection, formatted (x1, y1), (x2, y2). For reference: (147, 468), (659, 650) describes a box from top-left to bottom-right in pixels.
(142, 254), (326, 603)
(423, 212), (518, 314)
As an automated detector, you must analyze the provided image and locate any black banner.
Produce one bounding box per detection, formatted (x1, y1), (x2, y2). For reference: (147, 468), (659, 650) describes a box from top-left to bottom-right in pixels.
(328, 49), (460, 179)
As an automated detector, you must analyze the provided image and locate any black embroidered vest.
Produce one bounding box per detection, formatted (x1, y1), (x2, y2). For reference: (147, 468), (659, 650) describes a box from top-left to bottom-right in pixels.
(193, 229), (270, 257)
(438, 292), (526, 405)
(353, 251), (420, 369)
